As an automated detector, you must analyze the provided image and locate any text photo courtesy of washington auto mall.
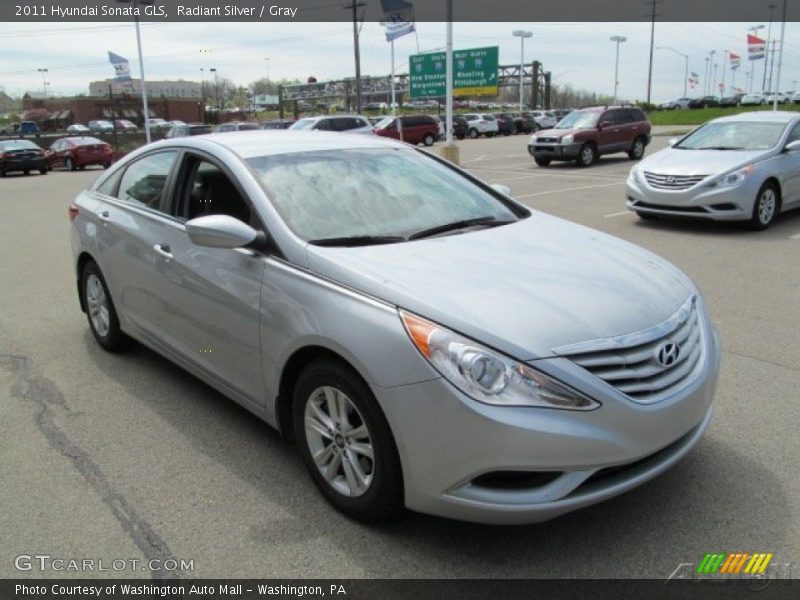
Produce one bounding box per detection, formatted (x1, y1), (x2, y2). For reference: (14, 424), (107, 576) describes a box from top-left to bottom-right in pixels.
(1, 1), (799, 599)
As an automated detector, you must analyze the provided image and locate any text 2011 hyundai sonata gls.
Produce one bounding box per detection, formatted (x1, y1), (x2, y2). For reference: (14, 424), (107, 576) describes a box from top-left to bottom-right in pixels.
(71, 130), (719, 524)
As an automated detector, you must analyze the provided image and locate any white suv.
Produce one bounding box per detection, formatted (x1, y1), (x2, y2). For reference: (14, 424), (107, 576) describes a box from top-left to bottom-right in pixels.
(462, 113), (499, 138)
(289, 115), (373, 134)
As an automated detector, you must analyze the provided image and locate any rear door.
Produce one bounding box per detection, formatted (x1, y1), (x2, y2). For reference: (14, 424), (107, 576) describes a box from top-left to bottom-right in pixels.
(596, 110), (624, 154)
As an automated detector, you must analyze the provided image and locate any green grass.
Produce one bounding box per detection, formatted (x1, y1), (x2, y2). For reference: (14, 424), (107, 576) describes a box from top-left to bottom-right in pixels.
(649, 103), (800, 126)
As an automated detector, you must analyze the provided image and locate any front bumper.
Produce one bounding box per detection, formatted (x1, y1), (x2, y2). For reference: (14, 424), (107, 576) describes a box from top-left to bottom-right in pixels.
(375, 327), (720, 524)
(625, 174), (759, 221)
(1, 157), (48, 172)
(528, 142), (582, 160)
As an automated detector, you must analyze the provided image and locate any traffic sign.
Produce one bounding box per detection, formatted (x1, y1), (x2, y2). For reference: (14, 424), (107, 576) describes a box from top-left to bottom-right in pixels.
(409, 46), (498, 98)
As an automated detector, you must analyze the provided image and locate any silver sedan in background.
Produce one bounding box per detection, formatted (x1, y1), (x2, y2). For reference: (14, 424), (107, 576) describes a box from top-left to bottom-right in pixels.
(626, 111), (800, 229)
(70, 131), (719, 524)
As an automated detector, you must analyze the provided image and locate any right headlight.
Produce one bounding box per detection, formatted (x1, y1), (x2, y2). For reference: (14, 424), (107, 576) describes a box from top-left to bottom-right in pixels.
(400, 310), (600, 410)
(561, 134), (574, 144)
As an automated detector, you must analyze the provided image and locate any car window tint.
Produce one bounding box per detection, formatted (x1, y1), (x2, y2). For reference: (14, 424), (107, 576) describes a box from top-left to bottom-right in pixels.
(628, 108), (646, 122)
(118, 151), (178, 211)
(314, 119), (332, 131)
(614, 110), (634, 124)
(181, 158), (251, 223)
(600, 111), (617, 125)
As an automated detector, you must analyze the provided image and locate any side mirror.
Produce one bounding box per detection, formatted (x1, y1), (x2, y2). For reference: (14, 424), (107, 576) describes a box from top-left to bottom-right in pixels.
(491, 183), (512, 197)
(598, 121), (612, 129)
(185, 214), (259, 249)
(784, 140), (800, 152)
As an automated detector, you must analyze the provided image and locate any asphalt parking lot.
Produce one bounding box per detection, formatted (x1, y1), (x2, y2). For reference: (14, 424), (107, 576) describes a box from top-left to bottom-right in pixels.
(1, 133), (798, 580)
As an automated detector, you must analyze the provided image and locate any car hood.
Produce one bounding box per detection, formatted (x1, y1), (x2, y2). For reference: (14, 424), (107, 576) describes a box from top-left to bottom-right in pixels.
(305, 214), (694, 361)
(637, 147), (770, 176)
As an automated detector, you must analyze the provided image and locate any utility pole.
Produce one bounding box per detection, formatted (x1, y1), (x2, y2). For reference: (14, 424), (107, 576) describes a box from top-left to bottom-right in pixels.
(645, 0), (661, 104)
(763, 3), (777, 91)
(772, 0), (788, 111)
(343, 1), (365, 113)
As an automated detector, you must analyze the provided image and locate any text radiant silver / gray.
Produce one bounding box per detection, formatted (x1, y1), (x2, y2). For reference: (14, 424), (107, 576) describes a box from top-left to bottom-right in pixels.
(70, 130), (719, 524)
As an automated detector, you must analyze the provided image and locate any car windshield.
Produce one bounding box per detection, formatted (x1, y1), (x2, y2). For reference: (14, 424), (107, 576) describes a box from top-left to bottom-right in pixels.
(554, 111), (599, 129)
(246, 148), (522, 243)
(675, 121), (786, 151)
(290, 118), (317, 130)
(1, 140), (39, 150)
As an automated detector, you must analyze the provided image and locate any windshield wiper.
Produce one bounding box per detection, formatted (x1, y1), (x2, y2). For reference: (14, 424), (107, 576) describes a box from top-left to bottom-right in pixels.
(308, 235), (406, 247)
(409, 217), (514, 240)
(695, 146), (746, 150)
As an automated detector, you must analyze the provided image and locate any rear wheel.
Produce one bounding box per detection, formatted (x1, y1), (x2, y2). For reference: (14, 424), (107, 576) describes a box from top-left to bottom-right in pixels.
(576, 143), (596, 168)
(628, 136), (646, 160)
(80, 260), (132, 352)
(65, 157), (76, 171)
(423, 133), (435, 147)
(750, 182), (780, 230)
(293, 359), (403, 522)
(534, 157), (551, 167)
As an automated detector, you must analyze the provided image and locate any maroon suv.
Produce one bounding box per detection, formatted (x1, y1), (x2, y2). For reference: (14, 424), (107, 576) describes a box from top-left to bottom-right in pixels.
(527, 106), (651, 167)
(373, 115), (440, 146)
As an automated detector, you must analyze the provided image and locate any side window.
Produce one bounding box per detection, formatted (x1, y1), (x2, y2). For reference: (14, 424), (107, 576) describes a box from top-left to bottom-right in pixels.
(314, 119), (332, 131)
(628, 108), (647, 123)
(96, 169), (123, 197)
(600, 111), (617, 125)
(615, 110), (634, 124)
(786, 123), (800, 144)
(179, 158), (251, 224)
(50, 140), (62, 152)
(118, 151), (177, 211)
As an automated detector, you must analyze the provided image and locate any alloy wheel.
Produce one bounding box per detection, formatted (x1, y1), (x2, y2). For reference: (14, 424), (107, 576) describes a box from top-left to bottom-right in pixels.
(85, 273), (110, 337)
(757, 187), (777, 225)
(304, 385), (375, 497)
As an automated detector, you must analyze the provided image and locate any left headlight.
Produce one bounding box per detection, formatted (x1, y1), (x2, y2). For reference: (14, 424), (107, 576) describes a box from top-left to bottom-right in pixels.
(707, 164), (754, 188)
(400, 310), (600, 410)
(561, 134), (574, 145)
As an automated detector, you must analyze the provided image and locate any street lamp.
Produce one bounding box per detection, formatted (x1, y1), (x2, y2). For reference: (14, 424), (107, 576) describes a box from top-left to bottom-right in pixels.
(209, 68), (220, 111)
(265, 57), (271, 82)
(512, 30), (532, 112)
(37, 68), (48, 96)
(116, 0), (154, 143)
(657, 46), (689, 98)
(708, 50), (716, 96)
(610, 36), (626, 104)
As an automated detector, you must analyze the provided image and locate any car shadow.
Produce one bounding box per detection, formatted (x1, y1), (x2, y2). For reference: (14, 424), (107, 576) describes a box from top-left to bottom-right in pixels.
(80, 330), (791, 577)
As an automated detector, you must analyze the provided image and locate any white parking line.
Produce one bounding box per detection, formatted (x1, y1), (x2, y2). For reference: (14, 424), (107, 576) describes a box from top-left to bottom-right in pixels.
(462, 154), (487, 163)
(604, 210), (631, 218)
(514, 181), (625, 199)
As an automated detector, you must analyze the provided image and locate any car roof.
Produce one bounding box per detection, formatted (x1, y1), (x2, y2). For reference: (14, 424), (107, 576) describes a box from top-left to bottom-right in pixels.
(148, 129), (406, 158)
(712, 111), (798, 124)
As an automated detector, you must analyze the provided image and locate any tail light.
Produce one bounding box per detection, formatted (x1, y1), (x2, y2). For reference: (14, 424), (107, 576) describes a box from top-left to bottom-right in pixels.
(68, 204), (79, 222)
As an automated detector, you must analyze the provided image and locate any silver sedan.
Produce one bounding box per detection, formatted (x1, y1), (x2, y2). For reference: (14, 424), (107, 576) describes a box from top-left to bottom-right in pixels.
(626, 111), (800, 229)
(70, 131), (719, 524)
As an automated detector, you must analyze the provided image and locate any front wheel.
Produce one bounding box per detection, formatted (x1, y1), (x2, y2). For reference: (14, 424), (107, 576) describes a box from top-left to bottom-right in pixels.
(66, 157), (76, 171)
(576, 143), (596, 167)
(534, 157), (551, 167)
(469, 128), (479, 139)
(750, 182), (780, 230)
(456, 133), (465, 140)
(423, 133), (435, 147)
(628, 136), (646, 160)
(293, 359), (403, 522)
(81, 261), (132, 352)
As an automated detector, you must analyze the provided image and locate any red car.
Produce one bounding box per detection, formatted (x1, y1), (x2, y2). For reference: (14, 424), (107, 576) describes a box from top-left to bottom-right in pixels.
(373, 115), (440, 146)
(47, 136), (113, 171)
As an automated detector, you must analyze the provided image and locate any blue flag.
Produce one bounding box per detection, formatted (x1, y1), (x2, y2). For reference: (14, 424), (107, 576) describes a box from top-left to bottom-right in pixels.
(381, 0), (415, 42)
(108, 52), (131, 81)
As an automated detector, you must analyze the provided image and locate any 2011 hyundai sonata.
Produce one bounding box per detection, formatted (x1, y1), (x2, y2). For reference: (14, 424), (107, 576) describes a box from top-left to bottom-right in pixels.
(626, 111), (800, 229)
(70, 131), (719, 524)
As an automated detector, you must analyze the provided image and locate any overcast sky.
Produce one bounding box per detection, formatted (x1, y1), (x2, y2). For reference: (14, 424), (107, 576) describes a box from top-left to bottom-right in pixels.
(2, 21), (800, 103)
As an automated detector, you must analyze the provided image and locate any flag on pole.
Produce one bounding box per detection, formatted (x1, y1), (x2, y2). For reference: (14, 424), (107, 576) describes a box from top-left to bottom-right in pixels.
(688, 72), (699, 89)
(108, 52), (131, 81)
(381, 0), (415, 41)
(747, 34), (765, 60)
(729, 52), (741, 69)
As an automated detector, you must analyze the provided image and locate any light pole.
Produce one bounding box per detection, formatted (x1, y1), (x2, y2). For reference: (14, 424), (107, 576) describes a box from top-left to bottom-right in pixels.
(610, 36), (626, 104)
(37, 68), (48, 95)
(708, 50), (716, 96)
(704, 57), (710, 95)
(772, 0), (788, 111)
(512, 30), (532, 112)
(657, 46), (689, 98)
(763, 4), (777, 91)
(209, 68), (219, 111)
(265, 57), (270, 82)
(116, 0), (153, 143)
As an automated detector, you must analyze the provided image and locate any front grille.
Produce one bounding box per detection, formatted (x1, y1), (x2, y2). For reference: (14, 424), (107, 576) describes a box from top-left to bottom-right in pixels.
(558, 295), (704, 403)
(537, 136), (559, 143)
(643, 171), (707, 190)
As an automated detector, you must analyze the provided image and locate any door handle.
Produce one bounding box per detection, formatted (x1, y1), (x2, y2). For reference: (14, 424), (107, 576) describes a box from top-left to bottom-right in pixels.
(99, 211), (110, 225)
(153, 244), (173, 260)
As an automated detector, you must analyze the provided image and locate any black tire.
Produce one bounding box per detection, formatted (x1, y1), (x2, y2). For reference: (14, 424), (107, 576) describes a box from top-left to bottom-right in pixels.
(103, 162), (111, 169)
(469, 128), (479, 139)
(456, 133), (465, 140)
(485, 132), (495, 138)
(80, 260), (132, 352)
(503, 129), (511, 136)
(23, 170), (30, 175)
(0, 170), (5, 177)
(750, 181), (780, 230)
(292, 358), (403, 522)
(79, 165), (86, 171)
(628, 136), (646, 160)
(534, 157), (551, 167)
(576, 142), (596, 167)
(39, 168), (47, 175)
(66, 157), (76, 171)
(423, 133), (435, 147)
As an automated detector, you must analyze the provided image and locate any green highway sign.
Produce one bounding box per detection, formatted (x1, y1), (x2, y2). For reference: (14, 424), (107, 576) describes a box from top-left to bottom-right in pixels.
(409, 46), (499, 98)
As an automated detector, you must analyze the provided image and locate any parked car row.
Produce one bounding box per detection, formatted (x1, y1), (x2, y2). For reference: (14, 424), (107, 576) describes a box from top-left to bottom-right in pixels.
(0, 135), (113, 176)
